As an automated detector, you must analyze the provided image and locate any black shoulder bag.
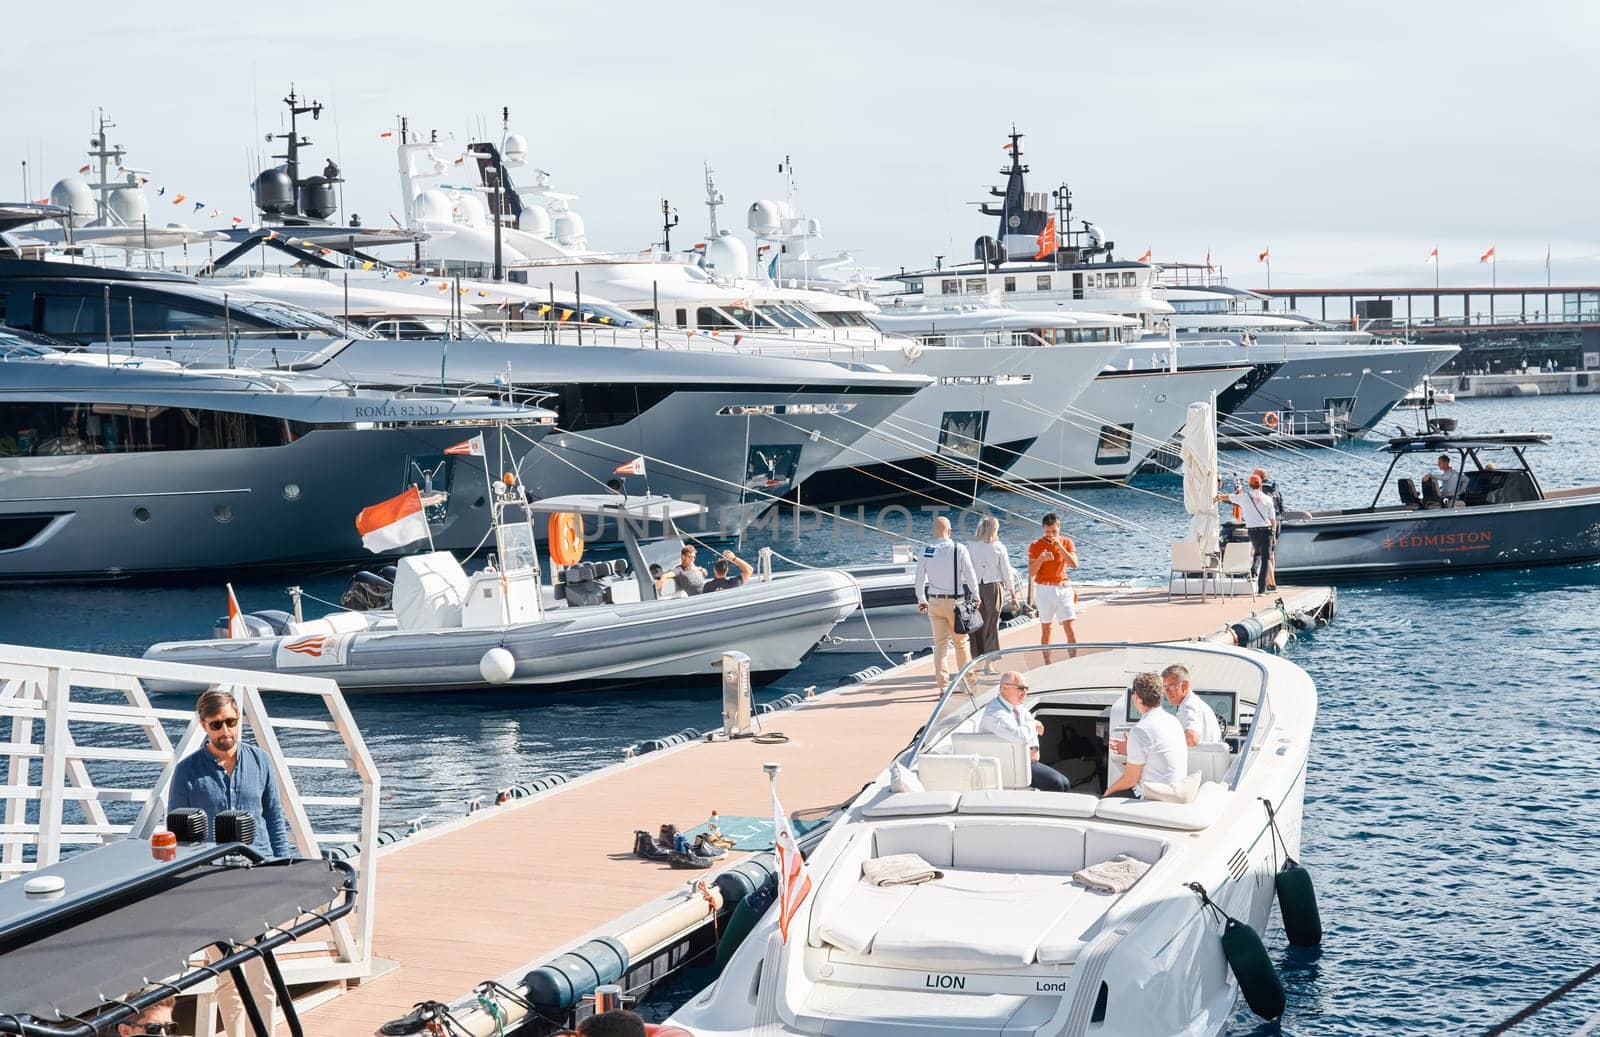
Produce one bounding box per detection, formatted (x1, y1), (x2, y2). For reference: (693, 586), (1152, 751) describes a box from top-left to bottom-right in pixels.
(950, 545), (981, 635)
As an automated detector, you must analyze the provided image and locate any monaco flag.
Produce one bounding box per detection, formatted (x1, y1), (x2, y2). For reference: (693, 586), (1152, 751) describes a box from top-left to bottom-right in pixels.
(614, 456), (646, 476)
(772, 784), (814, 943)
(444, 433), (485, 457)
(355, 487), (428, 553)
(1137, 248), (1152, 263)
(1480, 246), (1496, 263)
(225, 583), (247, 639)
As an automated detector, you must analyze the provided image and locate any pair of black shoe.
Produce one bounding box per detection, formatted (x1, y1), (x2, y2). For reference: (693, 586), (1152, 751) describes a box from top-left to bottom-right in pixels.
(632, 824), (725, 869)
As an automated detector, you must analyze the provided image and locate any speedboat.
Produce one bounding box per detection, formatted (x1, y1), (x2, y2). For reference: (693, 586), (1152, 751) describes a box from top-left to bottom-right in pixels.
(144, 491), (859, 690)
(1275, 429), (1600, 579)
(668, 641), (1316, 1036)
(0, 336), (556, 582)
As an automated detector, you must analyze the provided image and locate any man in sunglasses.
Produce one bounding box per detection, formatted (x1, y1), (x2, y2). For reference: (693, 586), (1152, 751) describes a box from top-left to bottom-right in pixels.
(167, 689), (291, 859)
(116, 996), (178, 1035)
(977, 671), (1072, 791)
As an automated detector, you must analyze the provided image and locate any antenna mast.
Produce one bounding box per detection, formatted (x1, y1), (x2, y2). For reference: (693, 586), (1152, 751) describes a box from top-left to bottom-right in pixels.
(87, 109), (125, 225)
(703, 162), (723, 236)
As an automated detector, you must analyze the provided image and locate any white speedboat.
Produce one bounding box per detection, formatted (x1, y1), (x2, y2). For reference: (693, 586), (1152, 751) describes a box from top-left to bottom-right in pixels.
(669, 641), (1316, 1036)
(144, 492), (858, 691)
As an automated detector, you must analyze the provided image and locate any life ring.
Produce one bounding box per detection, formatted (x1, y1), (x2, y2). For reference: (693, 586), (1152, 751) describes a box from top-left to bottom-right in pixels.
(547, 512), (584, 566)
(1263, 411), (1280, 429)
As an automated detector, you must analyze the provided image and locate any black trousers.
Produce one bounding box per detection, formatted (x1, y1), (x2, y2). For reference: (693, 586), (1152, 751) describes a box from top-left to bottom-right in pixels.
(1248, 527), (1274, 593)
(968, 581), (1004, 657)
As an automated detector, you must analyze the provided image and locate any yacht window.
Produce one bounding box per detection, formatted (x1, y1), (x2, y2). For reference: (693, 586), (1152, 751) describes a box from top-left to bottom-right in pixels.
(785, 306), (830, 329)
(1036, 275), (1052, 291)
(1122, 271), (1138, 287)
(941, 278), (960, 295)
(721, 305), (770, 329)
(756, 305), (806, 329)
(1004, 276), (1017, 292)
(0, 402), (310, 456)
(554, 383), (673, 432)
(1094, 423), (1134, 465)
(964, 277), (987, 294)
(813, 311), (844, 327)
(675, 308), (689, 327)
(1072, 272), (1084, 300)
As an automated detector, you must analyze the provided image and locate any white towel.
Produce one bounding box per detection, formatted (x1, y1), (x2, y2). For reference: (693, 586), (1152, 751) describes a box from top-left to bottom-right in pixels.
(1072, 854), (1150, 894)
(862, 853), (944, 887)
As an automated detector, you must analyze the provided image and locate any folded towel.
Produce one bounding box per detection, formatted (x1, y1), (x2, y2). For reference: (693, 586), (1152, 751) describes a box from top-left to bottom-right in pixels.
(1072, 854), (1150, 894)
(863, 853), (944, 887)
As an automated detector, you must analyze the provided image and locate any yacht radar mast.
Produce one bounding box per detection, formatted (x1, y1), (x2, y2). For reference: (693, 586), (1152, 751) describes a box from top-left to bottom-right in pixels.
(253, 87), (342, 226)
(704, 162), (723, 237)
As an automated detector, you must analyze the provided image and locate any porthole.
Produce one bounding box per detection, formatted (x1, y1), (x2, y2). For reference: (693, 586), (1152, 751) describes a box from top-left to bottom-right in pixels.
(283, 483), (302, 501)
(133, 507), (151, 523)
(213, 504), (233, 523)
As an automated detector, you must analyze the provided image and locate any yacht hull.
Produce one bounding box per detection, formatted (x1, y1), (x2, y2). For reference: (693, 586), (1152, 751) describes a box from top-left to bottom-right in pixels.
(0, 425), (547, 583)
(1276, 490), (1600, 579)
(142, 569), (859, 690)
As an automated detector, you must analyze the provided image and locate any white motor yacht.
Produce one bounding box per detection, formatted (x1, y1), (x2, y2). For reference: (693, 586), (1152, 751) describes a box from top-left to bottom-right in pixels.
(669, 641), (1316, 1036)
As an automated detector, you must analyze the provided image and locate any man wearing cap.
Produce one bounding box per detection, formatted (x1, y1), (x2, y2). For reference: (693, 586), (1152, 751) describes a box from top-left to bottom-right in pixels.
(1253, 467), (1285, 590)
(1219, 474), (1277, 594)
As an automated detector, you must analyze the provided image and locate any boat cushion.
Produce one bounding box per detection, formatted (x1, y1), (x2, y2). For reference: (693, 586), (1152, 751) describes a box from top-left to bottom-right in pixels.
(957, 790), (1099, 818)
(1034, 887), (1119, 965)
(950, 733), (1030, 789)
(872, 822), (955, 868)
(814, 882), (915, 956)
(857, 790), (959, 819)
(392, 552), (470, 631)
(864, 872), (1079, 970)
(915, 753), (1001, 793)
(1084, 828), (1168, 866)
(1093, 782), (1233, 832)
(951, 820), (1086, 874)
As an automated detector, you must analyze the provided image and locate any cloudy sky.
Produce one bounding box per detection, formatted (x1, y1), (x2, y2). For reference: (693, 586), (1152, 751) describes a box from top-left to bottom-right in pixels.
(8, 0), (1598, 288)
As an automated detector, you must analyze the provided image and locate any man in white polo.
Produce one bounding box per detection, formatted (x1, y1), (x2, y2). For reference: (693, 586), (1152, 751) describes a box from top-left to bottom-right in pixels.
(1104, 672), (1187, 798)
(1027, 512), (1078, 663)
(1162, 663), (1221, 746)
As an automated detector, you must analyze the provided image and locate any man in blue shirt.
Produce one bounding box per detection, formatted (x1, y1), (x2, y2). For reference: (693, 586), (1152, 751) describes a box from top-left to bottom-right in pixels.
(168, 689), (292, 860)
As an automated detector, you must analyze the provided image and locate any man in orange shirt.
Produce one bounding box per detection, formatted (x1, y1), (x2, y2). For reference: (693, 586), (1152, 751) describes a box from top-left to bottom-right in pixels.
(1027, 512), (1078, 663)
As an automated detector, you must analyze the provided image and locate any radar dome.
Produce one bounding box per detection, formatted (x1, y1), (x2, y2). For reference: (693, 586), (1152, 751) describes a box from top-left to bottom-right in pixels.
(253, 168), (295, 215)
(702, 230), (750, 278)
(552, 211), (586, 246)
(803, 217), (822, 238)
(502, 133), (528, 167)
(48, 177), (93, 226)
(1086, 223), (1105, 247)
(974, 235), (1006, 267)
(747, 199), (781, 237)
(297, 175), (338, 221)
(517, 203), (551, 237)
(453, 191), (488, 229)
(107, 185), (149, 227)
(413, 188), (452, 225)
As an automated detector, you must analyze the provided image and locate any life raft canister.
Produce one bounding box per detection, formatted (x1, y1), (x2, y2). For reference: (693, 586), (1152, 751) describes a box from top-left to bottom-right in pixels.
(548, 511), (584, 566)
(1263, 411), (1280, 429)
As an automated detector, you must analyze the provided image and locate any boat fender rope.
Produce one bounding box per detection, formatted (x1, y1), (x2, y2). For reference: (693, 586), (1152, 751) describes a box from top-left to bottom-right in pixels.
(696, 879), (721, 941)
(1187, 882), (1285, 1021)
(473, 992), (506, 1037)
(1262, 799), (1323, 947)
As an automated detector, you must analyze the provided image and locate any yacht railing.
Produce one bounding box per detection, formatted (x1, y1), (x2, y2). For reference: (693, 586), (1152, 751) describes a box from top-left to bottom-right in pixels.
(0, 643), (380, 984)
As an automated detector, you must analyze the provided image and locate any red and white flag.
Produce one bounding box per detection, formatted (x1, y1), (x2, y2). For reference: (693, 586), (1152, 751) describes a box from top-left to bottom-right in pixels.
(1480, 246), (1496, 263)
(1137, 248), (1152, 263)
(771, 783), (813, 943)
(225, 583), (247, 639)
(444, 433), (486, 457)
(1033, 217), (1057, 261)
(1426, 247), (1438, 263)
(1258, 248), (1271, 263)
(614, 456), (646, 476)
(355, 486), (428, 553)
(1205, 249), (1215, 273)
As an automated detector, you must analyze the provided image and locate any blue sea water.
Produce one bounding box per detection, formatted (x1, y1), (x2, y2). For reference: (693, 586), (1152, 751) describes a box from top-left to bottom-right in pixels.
(5, 394), (1600, 1034)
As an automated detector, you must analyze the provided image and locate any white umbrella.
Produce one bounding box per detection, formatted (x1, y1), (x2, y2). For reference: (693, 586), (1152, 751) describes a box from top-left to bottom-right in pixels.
(1180, 401), (1220, 557)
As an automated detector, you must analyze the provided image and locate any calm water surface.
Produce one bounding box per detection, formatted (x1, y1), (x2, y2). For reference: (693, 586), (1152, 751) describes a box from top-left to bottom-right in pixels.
(5, 395), (1599, 1034)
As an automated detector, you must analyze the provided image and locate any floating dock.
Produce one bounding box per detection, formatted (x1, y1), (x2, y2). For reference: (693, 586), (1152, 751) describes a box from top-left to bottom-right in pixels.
(300, 583), (1335, 1034)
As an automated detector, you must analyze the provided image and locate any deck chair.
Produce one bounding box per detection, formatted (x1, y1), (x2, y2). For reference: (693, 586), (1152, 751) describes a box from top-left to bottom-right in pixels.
(1397, 477), (1422, 510)
(1167, 540), (1213, 601)
(1217, 541), (1254, 598)
(1420, 476), (1443, 509)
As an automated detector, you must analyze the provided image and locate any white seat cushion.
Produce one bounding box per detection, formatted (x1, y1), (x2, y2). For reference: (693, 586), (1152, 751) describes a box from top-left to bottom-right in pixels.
(1093, 782), (1233, 832)
(1084, 828), (1168, 866)
(857, 790), (960, 819)
(950, 733), (1029, 789)
(815, 882), (915, 955)
(951, 820), (1086, 874)
(958, 790), (1099, 818)
(873, 821), (955, 868)
(867, 880), (1078, 970)
(1035, 887), (1117, 965)
(915, 753), (1002, 793)
(1188, 743), (1235, 784)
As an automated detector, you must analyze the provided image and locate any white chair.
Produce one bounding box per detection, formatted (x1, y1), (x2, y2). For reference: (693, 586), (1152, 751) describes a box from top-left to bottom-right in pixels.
(1217, 541), (1255, 598)
(951, 733), (1030, 789)
(916, 754), (1002, 793)
(1167, 540), (1214, 601)
(1188, 742), (1236, 784)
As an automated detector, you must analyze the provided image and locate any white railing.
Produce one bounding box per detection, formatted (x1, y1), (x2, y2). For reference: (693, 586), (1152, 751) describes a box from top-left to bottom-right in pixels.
(0, 643), (380, 984)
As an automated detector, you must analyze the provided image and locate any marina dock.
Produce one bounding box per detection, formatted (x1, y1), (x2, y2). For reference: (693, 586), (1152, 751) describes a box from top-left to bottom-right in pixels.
(300, 583), (1334, 1034)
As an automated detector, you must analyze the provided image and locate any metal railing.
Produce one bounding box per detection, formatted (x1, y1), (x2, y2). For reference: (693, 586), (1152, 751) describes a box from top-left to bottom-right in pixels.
(0, 642), (380, 984)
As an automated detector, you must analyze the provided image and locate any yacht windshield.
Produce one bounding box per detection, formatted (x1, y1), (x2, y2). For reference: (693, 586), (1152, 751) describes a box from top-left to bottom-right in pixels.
(235, 299), (364, 335)
(755, 304), (807, 329)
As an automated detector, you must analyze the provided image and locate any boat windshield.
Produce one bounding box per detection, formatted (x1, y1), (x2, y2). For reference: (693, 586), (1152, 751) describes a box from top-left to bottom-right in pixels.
(235, 299), (366, 336)
(495, 511), (539, 571)
(910, 642), (1272, 764)
(755, 304), (807, 329)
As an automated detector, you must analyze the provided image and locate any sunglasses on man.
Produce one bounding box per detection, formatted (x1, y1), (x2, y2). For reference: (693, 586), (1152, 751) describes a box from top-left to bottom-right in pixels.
(128, 1024), (178, 1035)
(205, 716), (239, 732)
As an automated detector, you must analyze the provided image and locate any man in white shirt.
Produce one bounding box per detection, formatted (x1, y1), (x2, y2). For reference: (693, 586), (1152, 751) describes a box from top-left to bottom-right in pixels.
(1104, 672), (1188, 798)
(915, 516), (981, 691)
(1434, 454), (1460, 499)
(1162, 663), (1221, 746)
(977, 671), (1072, 792)
(1218, 474), (1277, 594)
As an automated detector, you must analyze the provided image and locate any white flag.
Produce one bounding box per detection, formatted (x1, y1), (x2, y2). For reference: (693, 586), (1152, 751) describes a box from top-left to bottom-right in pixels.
(614, 456), (646, 476)
(772, 784), (813, 943)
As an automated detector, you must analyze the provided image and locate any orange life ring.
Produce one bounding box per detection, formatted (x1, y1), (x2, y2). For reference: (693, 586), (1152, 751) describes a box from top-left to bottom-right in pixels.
(547, 511), (584, 566)
(1263, 411), (1280, 429)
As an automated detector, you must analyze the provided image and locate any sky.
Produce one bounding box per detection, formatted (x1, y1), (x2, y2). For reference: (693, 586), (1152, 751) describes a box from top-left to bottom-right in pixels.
(7, 0), (1600, 289)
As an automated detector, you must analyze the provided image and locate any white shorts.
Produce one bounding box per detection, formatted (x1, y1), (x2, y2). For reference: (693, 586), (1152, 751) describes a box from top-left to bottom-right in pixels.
(1035, 583), (1076, 623)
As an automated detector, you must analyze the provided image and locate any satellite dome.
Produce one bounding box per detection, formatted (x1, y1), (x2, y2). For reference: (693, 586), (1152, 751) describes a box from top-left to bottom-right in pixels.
(106, 185), (149, 227)
(747, 199), (781, 237)
(253, 168), (295, 215)
(453, 191), (488, 229)
(48, 177), (93, 226)
(552, 211), (585, 246)
(702, 230), (750, 278)
(803, 217), (822, 238)
(517, 203), (550, 237)
(502, 133), (528, 167)
(1086, 223), (1105, 247)
(413, 188), (452, 225)
(297, 175), (338, 221)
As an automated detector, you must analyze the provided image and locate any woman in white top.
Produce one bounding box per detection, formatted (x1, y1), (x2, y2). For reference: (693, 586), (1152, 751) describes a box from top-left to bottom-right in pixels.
(964, 516), (1017, 657)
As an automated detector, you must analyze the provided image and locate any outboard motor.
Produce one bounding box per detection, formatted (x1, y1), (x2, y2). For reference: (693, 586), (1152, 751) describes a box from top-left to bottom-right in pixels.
(340, 570), (394, 610)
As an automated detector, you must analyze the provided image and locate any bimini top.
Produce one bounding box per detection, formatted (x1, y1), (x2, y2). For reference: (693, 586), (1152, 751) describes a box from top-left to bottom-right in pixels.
(1384, 432), (1551, 453)
(528, 493), (706, 521)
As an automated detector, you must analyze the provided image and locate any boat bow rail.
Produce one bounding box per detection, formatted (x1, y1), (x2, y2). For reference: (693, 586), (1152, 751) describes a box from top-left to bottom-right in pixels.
(0, 642), (380, 986)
